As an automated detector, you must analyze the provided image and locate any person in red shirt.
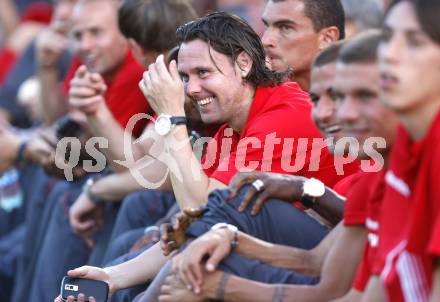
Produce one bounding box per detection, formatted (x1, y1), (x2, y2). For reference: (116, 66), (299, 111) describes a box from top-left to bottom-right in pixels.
(60, 12), (346, 300)
(361, 1), (440, 301)
(155, 30), (400, 302)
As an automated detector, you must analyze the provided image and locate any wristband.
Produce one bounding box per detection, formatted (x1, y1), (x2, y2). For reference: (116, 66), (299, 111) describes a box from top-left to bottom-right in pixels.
(15, 141), (28, 166)
(83, 177), (106, 205)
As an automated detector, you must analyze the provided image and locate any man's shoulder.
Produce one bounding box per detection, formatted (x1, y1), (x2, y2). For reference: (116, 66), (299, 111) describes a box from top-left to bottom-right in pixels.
(257, 82), (308, 101)
(113, 52), (145, 87)
(253, 82), (310, 114)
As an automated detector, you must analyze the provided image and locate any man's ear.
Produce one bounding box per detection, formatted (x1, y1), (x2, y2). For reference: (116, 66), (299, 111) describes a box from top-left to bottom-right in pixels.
(236, 51), (253, 78)
(128, 38), (143, 57)
(317, 26), (340, 50)
(127, 38), (160, 66)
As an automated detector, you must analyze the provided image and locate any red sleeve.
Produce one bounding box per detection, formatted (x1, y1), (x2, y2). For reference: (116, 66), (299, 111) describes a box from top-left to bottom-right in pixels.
(20, 2), (53, 24)
(0, 48), (17, 85)
(203, 83), (352, 186)
(333, 171), (362, 196)
(343, 172), (369, 226)
(427, 143), (440, 256)
(209, 97), (316, 185)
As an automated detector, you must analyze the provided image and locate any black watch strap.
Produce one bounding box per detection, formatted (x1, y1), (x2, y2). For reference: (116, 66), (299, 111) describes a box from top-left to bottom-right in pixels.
(170, 116), (189, 125)
(300, 196), (316, 209)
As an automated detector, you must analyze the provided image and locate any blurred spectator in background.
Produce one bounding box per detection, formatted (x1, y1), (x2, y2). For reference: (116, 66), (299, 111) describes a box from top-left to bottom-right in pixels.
(219, 0), (266, 35)
(341, 0), (383, 38)
(190, 0), (217, 16)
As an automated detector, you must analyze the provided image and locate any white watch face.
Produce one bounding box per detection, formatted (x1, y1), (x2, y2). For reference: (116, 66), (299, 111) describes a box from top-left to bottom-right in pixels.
(155, 115), (172, 136)
(303, 178), (325, 198)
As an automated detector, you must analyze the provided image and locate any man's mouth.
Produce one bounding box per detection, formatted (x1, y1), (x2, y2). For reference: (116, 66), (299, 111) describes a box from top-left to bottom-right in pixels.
(379, 71), (399, 90)
(84, 55), (98, 68)
(324, 125), (342, 134)
(196, 97), (215, 108)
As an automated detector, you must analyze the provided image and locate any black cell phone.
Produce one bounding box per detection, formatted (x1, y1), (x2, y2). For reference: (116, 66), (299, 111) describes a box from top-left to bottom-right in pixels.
(56, 116), (83, 140)
(60, 276), (109, 302)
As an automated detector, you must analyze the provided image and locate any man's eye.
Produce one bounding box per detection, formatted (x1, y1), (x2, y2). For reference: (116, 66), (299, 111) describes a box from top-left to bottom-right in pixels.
(198, 70), (208, 77)
(380, 28), (392, 42)
(310, 95), (320, 104)
(72, 32), (82, 41)
(280, 25), (293, 33)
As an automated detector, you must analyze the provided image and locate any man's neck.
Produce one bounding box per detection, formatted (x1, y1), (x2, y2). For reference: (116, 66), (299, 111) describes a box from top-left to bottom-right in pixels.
(290, 70), (310, 92)
(228, 84), (256, 133)
(399, 97), (440, 141)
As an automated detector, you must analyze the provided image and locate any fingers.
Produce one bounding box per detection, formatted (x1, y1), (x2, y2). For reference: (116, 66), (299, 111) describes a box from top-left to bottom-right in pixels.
(251, 190), (272, 215)
(174, 212), (190, 229)
(229, 172), (256, 199)
(70, 216), (96, 234)
(74, 65), (88, 78)
(183, 205), (208, 218)
(155, 54), (173, 82)
(237, 186), (258, 212)
(71, 67), (106, 94)
(168, 60), (180, 82)
(69, 95), (103, 114)
(138, 79), (147, 97)
(54, 295), (63, 302)
(160, 223), (177, 255)
(66, 295), (76, 302)
(205, 243), (229, 272)
(141, 70), (153, 97)
(60, 293), (94, 302)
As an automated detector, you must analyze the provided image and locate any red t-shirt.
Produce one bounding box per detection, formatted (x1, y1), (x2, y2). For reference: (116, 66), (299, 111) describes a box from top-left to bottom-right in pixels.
(332, 170), (362, 196)
(343, 169), (386, 291)
(374, 111), (440, 301)
(0, 48), (17, 85)
(201, 82), (354, 186)
(343, 171), (371, 226)
(63, 51), (152, 137)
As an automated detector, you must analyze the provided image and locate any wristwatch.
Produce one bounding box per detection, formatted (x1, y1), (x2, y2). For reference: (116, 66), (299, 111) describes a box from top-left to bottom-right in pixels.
(300, 178), (326, 209)
(83, 177), (106, 205)
(154, 114), (189, 136)
(211, 223), (239, 251)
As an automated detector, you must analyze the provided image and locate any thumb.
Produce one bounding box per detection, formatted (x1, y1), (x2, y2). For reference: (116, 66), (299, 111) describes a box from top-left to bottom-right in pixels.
(75, 65), (88, 78)
(68, 266), (90, 278)
(184, 205), (208, 218)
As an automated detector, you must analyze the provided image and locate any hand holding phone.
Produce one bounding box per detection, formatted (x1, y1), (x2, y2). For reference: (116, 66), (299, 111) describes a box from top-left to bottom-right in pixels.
(60, 276), (109, 302)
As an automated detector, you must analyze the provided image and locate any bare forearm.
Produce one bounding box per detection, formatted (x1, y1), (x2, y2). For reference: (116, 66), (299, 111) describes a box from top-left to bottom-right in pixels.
(360, 276), (385, 302)
(0, 0), (19, 38)
(104, 242), (167, 291)
(235, 232), (316, 276)
(316, 226), (366, 300)
(205, 274), (324, 302)
(88, 106), (149, 171)
(38, 68), (67, 125)
(430, 260), (440, 302)
(310, 187), (345, 226)
(92, 169), (171, 201)
(166, 126), (216, 208)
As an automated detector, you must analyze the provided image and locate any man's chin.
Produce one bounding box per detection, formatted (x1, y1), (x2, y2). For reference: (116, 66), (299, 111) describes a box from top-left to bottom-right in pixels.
(269, 60), (289, 73)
